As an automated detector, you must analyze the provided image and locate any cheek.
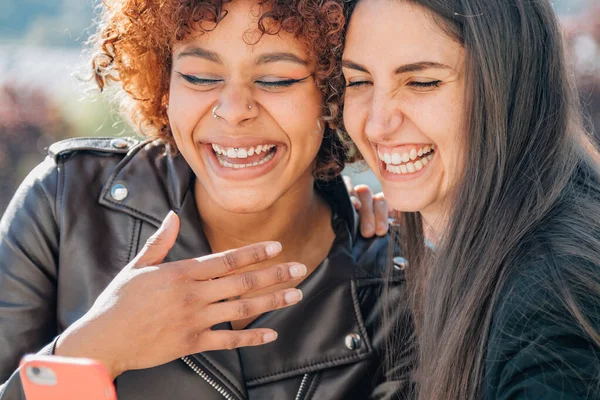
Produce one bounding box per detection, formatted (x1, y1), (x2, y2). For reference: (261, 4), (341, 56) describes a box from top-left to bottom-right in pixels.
(167, 81), (212, 140)
(343, 97), (377, 164)
(264, 90), (323, 150)
(412, 93), (463, 163)
(342, 98), (367, 144)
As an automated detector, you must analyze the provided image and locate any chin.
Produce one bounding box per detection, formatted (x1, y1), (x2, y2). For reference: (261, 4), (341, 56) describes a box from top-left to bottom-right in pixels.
(213, 192), (276, 214)
(381, 184), (436, 214)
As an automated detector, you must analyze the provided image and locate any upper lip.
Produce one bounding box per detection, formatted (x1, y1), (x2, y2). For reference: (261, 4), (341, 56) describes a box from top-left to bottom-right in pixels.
(372, 143), (434, 152)
(200, 137), (284, 147)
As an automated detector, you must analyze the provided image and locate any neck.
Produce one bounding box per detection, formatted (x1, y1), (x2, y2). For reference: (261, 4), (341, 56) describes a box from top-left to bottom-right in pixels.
(195, 174), (333, 263)
(419, 201), (448, 246)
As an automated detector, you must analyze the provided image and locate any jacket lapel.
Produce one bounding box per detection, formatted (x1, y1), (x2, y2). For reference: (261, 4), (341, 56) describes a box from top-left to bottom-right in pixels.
(98, 140), (192, 228)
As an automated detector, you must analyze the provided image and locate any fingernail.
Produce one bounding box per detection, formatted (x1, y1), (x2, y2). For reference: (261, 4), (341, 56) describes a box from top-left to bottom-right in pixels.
(266, 242), (282, 256)
(376, 222), (386, 234)
(163, 211), (176, 229)
(363, 222), (374, 234)
(263, 331), (278, 343)
(284, 289), (303, 304)
(289, 264), (307, 278)
(351, 197), (362, 209)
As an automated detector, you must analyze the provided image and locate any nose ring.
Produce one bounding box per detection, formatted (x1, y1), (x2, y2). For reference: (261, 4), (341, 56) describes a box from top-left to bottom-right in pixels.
(212, 104), (222, 119)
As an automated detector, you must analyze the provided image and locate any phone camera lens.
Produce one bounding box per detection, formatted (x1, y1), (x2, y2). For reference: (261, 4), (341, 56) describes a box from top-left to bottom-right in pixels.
(31, 367), (41, 376)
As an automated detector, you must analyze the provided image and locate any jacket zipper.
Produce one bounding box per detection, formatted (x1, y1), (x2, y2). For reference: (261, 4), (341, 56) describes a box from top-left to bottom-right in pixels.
(295, 373), (313, 400)
(181, 356), (237, 400)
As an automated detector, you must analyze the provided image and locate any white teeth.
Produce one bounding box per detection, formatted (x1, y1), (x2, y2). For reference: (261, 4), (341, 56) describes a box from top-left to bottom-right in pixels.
(378, 144), (436, 175)
(227, 148), (237, 158)
(212, 143), (276, 158)
(216, 150), (276, 169)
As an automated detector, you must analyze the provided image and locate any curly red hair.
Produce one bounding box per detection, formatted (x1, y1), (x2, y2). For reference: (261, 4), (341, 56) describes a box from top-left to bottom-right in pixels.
(90, 0), (349, 180)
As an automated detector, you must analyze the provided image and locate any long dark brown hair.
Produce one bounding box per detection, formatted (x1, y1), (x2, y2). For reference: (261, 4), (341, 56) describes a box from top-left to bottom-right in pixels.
(344, 0), (600, 398)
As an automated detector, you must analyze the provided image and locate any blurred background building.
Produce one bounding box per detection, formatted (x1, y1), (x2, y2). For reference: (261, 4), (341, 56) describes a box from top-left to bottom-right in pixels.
(0, 0), (599, 214)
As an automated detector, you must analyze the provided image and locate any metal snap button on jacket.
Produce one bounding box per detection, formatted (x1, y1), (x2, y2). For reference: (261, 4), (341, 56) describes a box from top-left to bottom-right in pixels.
(110, 138), (130, 149)
(345, 333), (362, 350)
(393, 256), (408, 271)
(110, 183), (129, 201)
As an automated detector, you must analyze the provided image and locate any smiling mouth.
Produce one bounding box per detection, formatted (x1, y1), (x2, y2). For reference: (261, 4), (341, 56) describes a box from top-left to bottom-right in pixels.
(211, 143), (278, 169)
(378, 144), (435, 174)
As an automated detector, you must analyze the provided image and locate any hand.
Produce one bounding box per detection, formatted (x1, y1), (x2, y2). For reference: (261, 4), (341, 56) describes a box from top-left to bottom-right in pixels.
(55, 212), (305, 379)
(344, 176), (389, 238)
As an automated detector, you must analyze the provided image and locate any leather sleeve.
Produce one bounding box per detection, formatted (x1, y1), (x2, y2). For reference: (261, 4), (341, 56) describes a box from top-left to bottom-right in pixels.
(0, 156), (61, 395)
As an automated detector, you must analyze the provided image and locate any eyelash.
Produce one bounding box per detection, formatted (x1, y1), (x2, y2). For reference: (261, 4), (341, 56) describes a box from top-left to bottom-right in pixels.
(178, 73), (309, 88)
(409, 80), (442, 88)
(346, 80), (442, 89)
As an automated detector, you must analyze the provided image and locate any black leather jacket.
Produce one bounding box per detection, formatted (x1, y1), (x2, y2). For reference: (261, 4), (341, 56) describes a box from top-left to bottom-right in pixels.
(0, 138), (405, 400)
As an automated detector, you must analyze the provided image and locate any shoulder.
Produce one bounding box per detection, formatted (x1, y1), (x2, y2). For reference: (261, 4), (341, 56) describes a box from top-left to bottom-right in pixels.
(48, 136), (143, 161)
(485, 257), (600, 399)
(491, 256), (600, 338)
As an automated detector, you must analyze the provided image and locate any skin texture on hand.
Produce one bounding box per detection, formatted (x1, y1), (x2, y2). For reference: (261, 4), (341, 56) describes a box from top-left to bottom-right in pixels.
(54, 212), (306, 379)
(344, 176), (390, 238)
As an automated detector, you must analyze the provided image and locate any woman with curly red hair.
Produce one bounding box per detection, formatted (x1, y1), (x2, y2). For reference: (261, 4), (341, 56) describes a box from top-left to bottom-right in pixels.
(0, 1), (399, 399)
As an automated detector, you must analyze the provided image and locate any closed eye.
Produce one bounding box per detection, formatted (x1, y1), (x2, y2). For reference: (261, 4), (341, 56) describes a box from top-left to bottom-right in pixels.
(256, 75), (312, 89)
(177, 72), (222, 86)
(408, 80), (441, 88)
(346, 81), (372, 88)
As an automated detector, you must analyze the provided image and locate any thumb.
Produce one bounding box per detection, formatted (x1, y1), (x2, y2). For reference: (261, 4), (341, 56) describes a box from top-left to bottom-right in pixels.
(135, 211), (180, 267)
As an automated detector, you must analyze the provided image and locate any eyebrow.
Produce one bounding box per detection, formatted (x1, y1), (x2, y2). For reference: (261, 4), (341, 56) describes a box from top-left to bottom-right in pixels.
(255, 52), (309, 67)
(176, 47), (222, 64)
(342, 60), (452, 74)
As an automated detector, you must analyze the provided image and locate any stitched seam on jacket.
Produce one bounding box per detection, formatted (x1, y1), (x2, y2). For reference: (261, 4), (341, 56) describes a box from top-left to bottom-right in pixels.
(246, 352), (370, 385)
(127, 218), (138, 263)
(351, 280), (374, 354)
(58, 157), (67, 257)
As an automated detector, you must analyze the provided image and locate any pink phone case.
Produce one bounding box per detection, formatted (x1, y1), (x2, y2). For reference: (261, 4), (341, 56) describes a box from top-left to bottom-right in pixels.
(19, 355), (117, 400)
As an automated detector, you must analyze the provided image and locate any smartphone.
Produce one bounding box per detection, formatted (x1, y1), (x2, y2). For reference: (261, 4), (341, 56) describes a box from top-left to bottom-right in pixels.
(19, 355), (117, 400)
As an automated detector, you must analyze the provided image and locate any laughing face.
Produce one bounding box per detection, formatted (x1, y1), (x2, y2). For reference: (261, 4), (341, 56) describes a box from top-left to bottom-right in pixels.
(342, 0), (466, 226)
(168, 0), (324, 213)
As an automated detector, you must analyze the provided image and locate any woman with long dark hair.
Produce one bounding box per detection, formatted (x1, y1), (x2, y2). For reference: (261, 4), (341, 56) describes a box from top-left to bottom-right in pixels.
(342, 0), (600, 398)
